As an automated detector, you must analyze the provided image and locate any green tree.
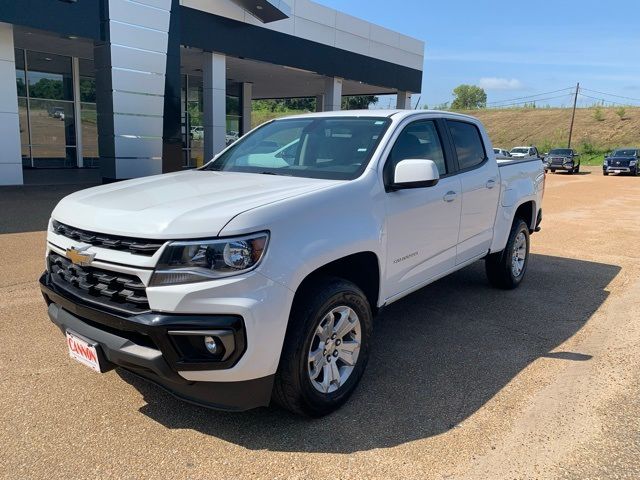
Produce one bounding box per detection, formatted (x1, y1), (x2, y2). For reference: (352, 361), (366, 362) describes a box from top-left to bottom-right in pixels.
(341, 95), (378, 110)
(450, 84), (487, 110)
(29, 78), (64, 100)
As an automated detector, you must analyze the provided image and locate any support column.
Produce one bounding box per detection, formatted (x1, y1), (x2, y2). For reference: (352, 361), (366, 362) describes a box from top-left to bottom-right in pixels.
(0, 23), (23, 185)
(396, 91), (412, 109)
(95, 0), (172, 181)
(315, 94), (324, 112)
(203, 52), (226, 160)
(323, 77), (342, 111)
(240, 82), (252, 136)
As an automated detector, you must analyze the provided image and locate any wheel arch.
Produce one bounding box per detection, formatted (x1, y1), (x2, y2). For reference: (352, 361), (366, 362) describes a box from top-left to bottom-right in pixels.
(292, 251), (381, 315)
(513, 200), (537, 232)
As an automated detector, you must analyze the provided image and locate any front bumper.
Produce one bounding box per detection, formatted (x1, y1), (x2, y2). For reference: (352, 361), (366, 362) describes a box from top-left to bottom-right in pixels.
(40, 273), (274, 411)
(604, 166), (636, 173)
(545, 163), (574, 171)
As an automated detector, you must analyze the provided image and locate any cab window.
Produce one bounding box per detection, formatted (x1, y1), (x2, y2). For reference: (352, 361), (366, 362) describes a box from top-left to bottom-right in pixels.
(385, 120), (446, 184)
(447, 120), (487, 170)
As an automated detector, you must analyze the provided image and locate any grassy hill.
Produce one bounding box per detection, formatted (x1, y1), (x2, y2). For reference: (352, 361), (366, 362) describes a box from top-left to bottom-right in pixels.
(460, 107), (640, 164)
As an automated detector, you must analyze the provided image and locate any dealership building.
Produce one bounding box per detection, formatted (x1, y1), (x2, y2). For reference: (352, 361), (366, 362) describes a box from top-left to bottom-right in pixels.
(0, 0), (424, 185)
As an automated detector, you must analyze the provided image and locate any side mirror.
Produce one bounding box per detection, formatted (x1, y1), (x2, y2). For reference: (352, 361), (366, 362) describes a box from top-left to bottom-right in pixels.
(390, 159), (439, 190)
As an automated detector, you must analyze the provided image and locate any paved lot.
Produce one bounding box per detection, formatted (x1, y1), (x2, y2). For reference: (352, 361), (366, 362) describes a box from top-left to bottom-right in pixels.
(1, 168), (639, 479)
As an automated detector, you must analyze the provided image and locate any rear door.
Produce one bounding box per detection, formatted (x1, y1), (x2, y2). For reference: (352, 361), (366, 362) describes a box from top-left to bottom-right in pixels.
(445, 119), (500, 265)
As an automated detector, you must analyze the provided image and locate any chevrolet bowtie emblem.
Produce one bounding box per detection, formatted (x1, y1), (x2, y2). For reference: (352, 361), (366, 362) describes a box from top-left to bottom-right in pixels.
(65, 246), (96, 266)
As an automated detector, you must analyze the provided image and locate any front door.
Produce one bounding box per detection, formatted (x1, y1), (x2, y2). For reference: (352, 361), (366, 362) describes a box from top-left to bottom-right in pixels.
(382, 119), (462, 301)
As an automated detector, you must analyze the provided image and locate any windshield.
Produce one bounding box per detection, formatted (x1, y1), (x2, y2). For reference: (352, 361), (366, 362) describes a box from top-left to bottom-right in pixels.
(203, 117), (391, 180)
(510, 148), (529, 154)
(612, 149), (637, 157)
(549, 149), (572, 155)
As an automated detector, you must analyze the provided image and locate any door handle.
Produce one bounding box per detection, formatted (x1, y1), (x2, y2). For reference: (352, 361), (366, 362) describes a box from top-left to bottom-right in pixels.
(443, 191), (458, 203)
(486, 178), (497, 189)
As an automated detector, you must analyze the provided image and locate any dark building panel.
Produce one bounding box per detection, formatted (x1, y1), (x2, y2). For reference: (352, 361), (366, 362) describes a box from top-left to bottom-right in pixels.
(162, 0), (183, 174)
(0, 0), (103, 40)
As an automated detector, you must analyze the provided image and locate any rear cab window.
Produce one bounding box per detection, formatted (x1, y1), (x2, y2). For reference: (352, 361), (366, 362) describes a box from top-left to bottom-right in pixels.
(446, 120), (487, 170)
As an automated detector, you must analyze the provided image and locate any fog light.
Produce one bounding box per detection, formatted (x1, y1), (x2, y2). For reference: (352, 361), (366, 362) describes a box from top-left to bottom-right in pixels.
(203, 336), (218, 354)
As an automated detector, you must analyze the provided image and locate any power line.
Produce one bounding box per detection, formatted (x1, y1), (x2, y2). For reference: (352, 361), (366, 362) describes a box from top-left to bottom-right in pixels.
(486, 86), (575, 105)
(580, 87), (640, 103)
(578, 92), (640, 107)
(487, 93), (575, 108)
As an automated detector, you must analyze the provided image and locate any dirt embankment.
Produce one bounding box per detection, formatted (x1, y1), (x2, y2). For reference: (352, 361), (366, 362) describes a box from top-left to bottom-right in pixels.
(461, 107), (640, 151)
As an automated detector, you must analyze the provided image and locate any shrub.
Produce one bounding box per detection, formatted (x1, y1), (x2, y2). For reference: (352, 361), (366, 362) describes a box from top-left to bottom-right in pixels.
(593, 107), (604, 122)
(615, 107), (626, 120)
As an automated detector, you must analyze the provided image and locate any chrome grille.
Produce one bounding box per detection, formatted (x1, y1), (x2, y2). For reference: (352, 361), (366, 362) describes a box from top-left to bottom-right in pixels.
(48, 252), (149, 314)
(52, 221), (164, 256)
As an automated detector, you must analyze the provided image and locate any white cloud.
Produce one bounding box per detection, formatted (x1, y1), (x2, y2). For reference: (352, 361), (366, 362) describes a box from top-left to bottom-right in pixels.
(479, 77), (524, 91)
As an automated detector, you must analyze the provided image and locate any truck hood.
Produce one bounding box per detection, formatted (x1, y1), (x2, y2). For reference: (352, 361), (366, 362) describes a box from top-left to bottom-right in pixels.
(52, 170), (340, 239)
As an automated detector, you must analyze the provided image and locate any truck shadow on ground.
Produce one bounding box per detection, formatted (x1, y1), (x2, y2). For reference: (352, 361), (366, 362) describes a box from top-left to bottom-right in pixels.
(121, 253), (620, 453)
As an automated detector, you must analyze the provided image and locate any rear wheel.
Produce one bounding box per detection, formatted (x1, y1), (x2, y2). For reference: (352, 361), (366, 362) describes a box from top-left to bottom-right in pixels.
(485, 219), (530, 290)
(273, 277), (372, 417)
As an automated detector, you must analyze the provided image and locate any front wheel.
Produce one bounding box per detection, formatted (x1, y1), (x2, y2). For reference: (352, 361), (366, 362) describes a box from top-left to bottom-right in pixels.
(603, 171), (609, 176)
(485, 219), (530, 289)
(273, 277), (372, 417)
(574, 164), (580, 173)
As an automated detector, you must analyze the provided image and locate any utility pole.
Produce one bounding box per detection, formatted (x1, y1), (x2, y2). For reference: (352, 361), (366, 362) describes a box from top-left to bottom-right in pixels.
(568, 82), (579, 148)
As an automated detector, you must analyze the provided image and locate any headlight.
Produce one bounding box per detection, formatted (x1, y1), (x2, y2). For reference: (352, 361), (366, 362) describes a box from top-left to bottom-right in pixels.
(630, 160), (637, 166)
(603, 159), (608, 165)
(150, 232), (269, 286)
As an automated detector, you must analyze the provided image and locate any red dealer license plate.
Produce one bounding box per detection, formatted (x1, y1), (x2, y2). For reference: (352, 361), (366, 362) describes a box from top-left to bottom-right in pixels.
(66, 331), (102, 372)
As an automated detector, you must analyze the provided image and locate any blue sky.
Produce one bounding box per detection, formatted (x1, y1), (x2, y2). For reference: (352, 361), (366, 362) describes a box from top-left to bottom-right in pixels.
(317, 0), (640, 108)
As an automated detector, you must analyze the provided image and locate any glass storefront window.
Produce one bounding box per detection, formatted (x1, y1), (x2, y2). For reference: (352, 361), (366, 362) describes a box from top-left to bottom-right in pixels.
(28, 98), (75, 147)
(19, 50), (78, 168)
(180, 76), (243, 167)
(26, 51), (73, 101)
(79, 58), (96, 103)
(15, 48), (27, 97)
(18, 98), (29, 148)
(182, 74), (204, 168)
(81, 103), (99, 167)
(226, 95), (240, 146)
(79, 58), (98, 167)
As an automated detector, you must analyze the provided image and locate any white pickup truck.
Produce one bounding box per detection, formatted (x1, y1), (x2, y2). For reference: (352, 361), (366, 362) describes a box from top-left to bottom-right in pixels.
(41, 110), (545, 416)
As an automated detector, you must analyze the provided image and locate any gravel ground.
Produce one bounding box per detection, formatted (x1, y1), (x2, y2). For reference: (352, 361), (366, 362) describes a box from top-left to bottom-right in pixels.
(0, 167), (639, 479)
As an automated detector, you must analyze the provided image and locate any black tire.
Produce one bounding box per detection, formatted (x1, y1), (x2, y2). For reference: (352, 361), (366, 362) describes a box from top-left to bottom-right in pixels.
(574, 164), (580, 173)
(603, 171), (609, 176)
(273, 277), (373, 417)
(568, 167), (574, 175)
(485, 219), (530, 290)
(550, 169), (556, 173)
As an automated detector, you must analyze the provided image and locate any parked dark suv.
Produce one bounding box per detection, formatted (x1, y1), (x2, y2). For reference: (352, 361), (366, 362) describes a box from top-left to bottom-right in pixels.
(603, 148), (639, 176)
(544, 148), (580, 174)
